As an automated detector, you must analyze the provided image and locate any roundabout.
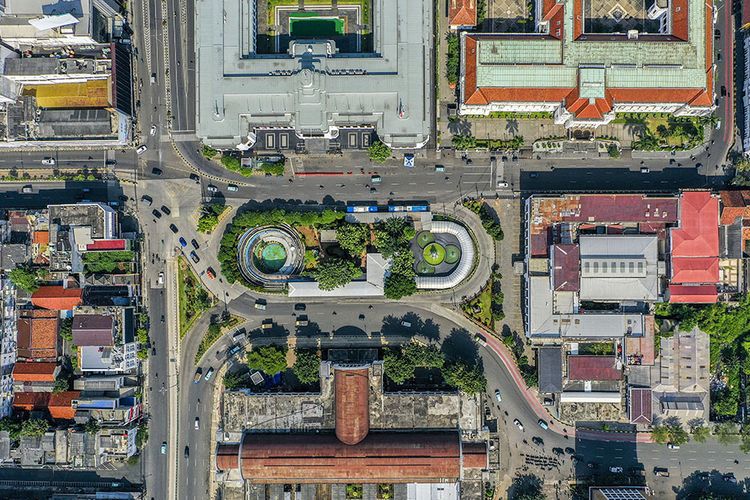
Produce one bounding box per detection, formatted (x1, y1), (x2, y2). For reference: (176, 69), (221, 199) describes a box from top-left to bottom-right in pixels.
(237, 225), (304, 287)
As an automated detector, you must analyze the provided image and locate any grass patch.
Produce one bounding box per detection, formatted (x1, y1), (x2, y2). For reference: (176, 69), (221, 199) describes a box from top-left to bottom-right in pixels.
(462, 283), (493, 329)
(416, 261), (435, 274)
(577, 342), (614, 355)
(416, 231), (435, 248)
(422, 243), (446, 265)
(195, 315), (242, 364)
(82, 251), (135, 274)
(178, 257), (213, 339)
(444, 244), (461, 265)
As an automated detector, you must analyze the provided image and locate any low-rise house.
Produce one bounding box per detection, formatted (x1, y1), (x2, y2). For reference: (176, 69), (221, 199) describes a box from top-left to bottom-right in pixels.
(31, 286), (83, 311)
(73, 311), (136, 373)
(12, 391), (80, 421)
(16, 309), (59, 361)
(12, 362), (59, 392)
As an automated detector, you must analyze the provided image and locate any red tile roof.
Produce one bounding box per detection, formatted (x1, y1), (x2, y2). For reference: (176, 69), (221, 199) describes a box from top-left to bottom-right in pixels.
(16, 313), (58, 360)
(567, 355), (621, 381)
(668, 284), (718, 303)
(86, 239), (126, 251)
(629, 388), (652, 425)
(32, 231), (49, 245)
(448, 0), (476, 27)
(552, 244), (580, 292)
(12, 362), (57, 382)
(31, 287), (83, 311)
(12, 391), (50, 412)
(671, 257), (719, 284)
(565, 195), (679, 224)
(672, 191), (719, 257)
(334, 368), (370, 446)
(47, 391), (80, 420)
(230, 431), (463, 483)
(720, 190), (750, 225)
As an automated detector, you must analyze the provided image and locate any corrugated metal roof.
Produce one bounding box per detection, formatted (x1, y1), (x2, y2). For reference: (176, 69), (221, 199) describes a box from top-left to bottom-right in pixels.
(567, 355), (621, 381)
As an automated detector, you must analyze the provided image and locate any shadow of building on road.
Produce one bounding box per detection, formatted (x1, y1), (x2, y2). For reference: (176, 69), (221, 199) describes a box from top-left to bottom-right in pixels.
(380, 313), (441, 342)
(674, 469), (748, 499)
(572, 436), (642, 492)
(441, 327), (479, 364)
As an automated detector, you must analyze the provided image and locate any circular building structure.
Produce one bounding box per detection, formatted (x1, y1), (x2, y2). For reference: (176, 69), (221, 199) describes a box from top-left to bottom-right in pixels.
(237, 225), (304, 287)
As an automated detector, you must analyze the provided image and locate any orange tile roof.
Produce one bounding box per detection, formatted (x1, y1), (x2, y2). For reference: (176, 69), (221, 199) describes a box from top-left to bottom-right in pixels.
(448, 0), (477, 27)
(31, 286), (83, 311)
(671, 191), (719, 258)
(12, 362), (57, 382)
(12, 391), (50, 412)
(32, 231), (49, 245)
(668, 284), (718, 303)
(671, 257), (719, 284)
(16, 314), (58, 360)
(48, 391), (80, 420)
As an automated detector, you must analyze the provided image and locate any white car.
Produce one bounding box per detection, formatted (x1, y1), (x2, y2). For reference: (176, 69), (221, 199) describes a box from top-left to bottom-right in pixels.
(136, 145), (148, 154)
(206, 185), (218, 193)
(609, 466), (623, 473)
(194, 417), (200, 430)
(227, 184), (239, 192)
(150, 125), (157, 136)
(494, 389), (502, 403)
(157, 272), (164, 286)
(667, 443), (680, 450)
(640, 167), (650, 174)
(497, 181), (509, 188)
(41, 157), (55, 166)
(513, 419), (524, 431)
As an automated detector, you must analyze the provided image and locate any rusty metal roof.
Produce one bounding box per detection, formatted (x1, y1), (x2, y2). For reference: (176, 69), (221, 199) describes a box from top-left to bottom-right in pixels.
(334, 367), (370, 446)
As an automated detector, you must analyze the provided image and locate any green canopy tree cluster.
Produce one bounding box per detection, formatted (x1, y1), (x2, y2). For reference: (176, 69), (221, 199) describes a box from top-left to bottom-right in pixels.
(247, 345), (288, 375)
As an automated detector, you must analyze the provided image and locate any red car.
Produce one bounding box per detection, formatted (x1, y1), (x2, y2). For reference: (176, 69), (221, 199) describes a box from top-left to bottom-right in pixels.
(206, 267), (216, 279)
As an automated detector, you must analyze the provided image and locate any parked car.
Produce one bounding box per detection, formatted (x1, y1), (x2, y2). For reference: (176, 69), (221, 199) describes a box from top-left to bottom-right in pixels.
(136, 145), (148, 154)
(261, 320), (273, 330)
(191, 239), (200, 249)
(193, 368), (202, 383)
(667, 443), (680, 450)
(189, 173), (200, 183)
(141, 195), (153, 206)
(609, 466), (623, 473)
(21, 185), (33, 194)
(494, 389), (502, 403)
(255, 299), (267, 310)
(295, 315), (309, 327)
(226, 345), (242, 358)
(227, 184), (239, 192)
(190, 251), (200, 263)
(538, 419), (549, 430)
(184, 446), (189, 459)
(497, 181), (509, 188)
(435, 165), (445, 172)
(513, 419), (524, 431)
(474, 333), (488, 347)
(157, 272), (164, 286)
(206, 184), (218, 193)
(150, 124), (157, 135)
(203, 367), (214, 381)
(41, 157), (56, 166)
(565, 447), (575, 455)
(400, 321), (412, 328)
(205, 267), (216, 279)
(152, 209), (162, 219)
(169, 224), (178, 234)
(640, 167), (650, 173)
(161, 205), (171, 215)
(532, 436), (544, 446)
(178, 237), (187, 248)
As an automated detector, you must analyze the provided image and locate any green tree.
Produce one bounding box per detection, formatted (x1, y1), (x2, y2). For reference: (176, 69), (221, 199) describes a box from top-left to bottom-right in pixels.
(452, 134), (477, 150)
(83, 418), (101, 435)
(667, 421), (690, 446)
(651, 424), (670, 444)
(374, 218), (413, 258)
(223, 371), (245, 389)
(442, 360), (486, 394)
(59, 318), (73, 342)
(53, 377), (69, 393)
(8, 266), (40, 293)
(220, 155), (241, 171)
(368, 141), (391, 163)
(688, 420), (710, 443)
(0, 417), (22, 441)
(201, 144), (218, 159)
(20, 418), (49, 437)
(135, 421), (149, 449)
(307, 258), (361, 291)
(247, 345), (287, 375)
(292, 349), (321, 384)
(446, 33), (460, 85)
(607, 144), (621, 158)
(384, 274), (417, 300)
(740, 424), (750, 454)
(336, 224), (371, 258)
(714, 422), (739, 446)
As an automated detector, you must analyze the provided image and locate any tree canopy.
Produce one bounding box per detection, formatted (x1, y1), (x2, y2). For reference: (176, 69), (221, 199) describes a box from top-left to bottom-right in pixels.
(8, 266), (41, 293)
(367, 141), (391, 163)
(292, 349), (321, 384)
(20, 418), (49, 438)
(384, 273), (417, 300)
(307, 258), (361, 291)
(335, 224), (371, 258)
(383, 343), (445, 384)
(443, 360), (487, 394)
(247, 345), (287, 375)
